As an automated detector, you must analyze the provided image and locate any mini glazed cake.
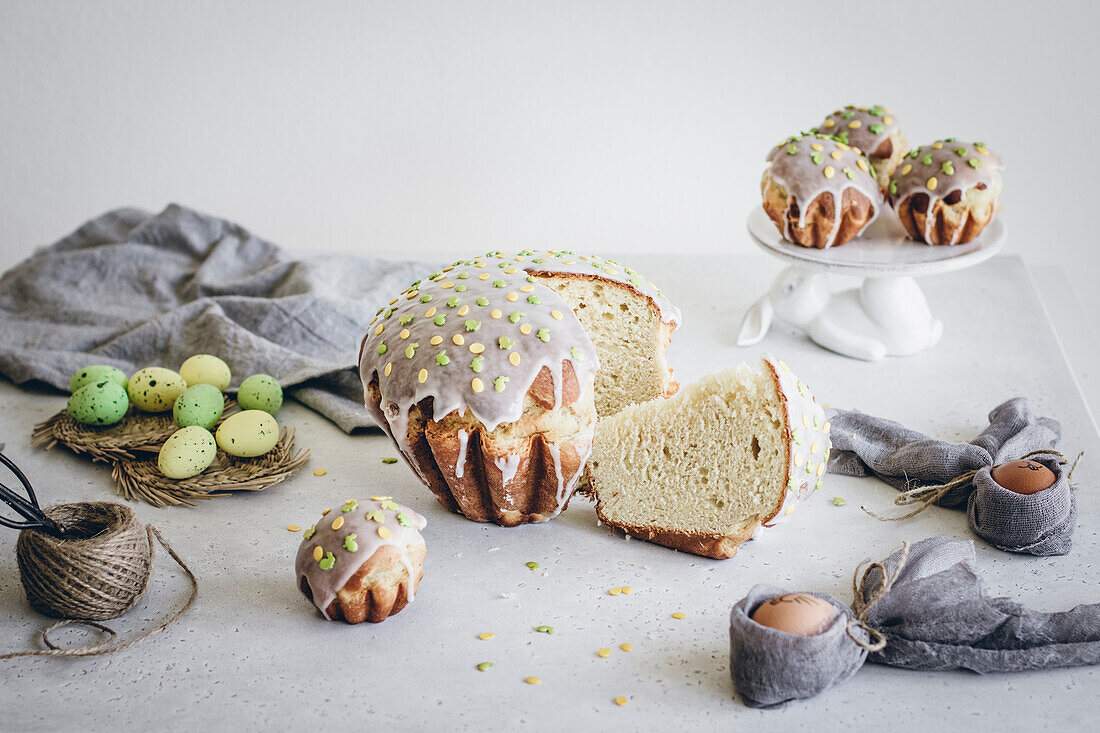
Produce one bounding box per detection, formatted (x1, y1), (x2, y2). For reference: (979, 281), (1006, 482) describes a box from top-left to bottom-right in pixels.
(762, 133), (882, 249)
(586, 356), (830, 559)
(358, 250), (680, 526)
(815, 105), (907, 190)
(888, 140), (1003, 245)
(295, 497), (427, 623)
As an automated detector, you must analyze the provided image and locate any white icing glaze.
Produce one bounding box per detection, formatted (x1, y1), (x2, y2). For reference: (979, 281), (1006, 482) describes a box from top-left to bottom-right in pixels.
(455, 429), (468, 478)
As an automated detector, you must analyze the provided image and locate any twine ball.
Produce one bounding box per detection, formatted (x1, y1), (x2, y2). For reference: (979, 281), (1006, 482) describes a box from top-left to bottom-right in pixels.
(15, 502), (152, 621)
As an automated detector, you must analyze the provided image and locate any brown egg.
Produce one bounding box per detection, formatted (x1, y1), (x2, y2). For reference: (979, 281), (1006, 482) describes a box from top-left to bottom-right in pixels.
(751, 593), (838, 635)
(991, 460), (1056, 495)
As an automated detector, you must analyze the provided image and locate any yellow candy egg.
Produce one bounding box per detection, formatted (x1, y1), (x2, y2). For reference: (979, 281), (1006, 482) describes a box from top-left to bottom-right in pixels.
(127, 367), (187, 412)
(215, 410), (280, 458)
(158, 426), (217, 479)
(179, 354), (231, 391)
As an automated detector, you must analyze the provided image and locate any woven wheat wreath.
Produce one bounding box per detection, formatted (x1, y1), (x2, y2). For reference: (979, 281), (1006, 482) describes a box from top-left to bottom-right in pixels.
(0, 452), (196, 659)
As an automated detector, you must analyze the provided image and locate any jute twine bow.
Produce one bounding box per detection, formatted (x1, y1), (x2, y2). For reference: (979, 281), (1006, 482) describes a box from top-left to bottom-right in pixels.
(844, 541), (910, 652)
(1, 502), (197, 659)
(863, 449), (1083, 521)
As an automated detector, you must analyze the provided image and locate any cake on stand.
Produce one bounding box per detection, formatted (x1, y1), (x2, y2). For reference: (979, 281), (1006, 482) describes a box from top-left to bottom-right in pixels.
(737, 206), (1006, 361)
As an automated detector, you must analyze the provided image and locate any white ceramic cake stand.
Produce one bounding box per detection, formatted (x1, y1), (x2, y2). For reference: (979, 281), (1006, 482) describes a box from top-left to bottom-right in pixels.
(737, 206), (1006, 361)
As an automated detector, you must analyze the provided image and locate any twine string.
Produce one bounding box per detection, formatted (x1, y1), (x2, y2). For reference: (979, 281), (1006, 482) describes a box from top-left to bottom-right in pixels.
(845, 541), (911, 652)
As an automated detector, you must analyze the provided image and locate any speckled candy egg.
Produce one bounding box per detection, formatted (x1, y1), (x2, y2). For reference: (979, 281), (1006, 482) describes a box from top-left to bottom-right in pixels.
(66, 380), (129, 426)
(236, 374), (283, 414)
(127, 367), (187, 412)
(158, 426), (217, 479)
(751, 593), (838, 636)
(173, 383), (225, 430)
(216, 409), (280, 457)
(179, 354), (232, 391)
(69, 364), (129, 394)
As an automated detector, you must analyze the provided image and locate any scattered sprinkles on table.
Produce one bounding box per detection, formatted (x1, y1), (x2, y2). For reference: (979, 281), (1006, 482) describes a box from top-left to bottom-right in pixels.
(671, 612), (687, 620)
(313, 469), (327, 476)
(832, 496), (847, 506)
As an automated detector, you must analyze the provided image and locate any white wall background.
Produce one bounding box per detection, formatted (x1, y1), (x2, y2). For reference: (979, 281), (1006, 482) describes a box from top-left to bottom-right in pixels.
(1, 1), (1097, 338)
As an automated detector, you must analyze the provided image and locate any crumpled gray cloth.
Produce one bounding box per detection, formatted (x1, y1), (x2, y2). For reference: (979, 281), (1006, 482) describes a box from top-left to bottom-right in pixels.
(729, 584), (869, 708)
(826, 398), (1074, 555)
(861, 537), (1100, 672)
(0, 204), (426, 432)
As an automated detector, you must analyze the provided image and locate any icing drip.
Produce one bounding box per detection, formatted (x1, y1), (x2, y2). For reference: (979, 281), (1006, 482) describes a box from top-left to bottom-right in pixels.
(764, 133), (882, 247)
(295, 498), (427, 620)
(545, 426), (595, 519)
(813, 104), (900, 160)
(455, 429), (468, 478)
(887, 140), (1003, 244)
(495, 453), (523, 492)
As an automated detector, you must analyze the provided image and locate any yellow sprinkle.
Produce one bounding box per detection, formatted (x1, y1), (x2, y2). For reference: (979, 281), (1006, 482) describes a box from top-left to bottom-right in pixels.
(823, 166), (835, 179)
(321, 507), (331, 516)
(331, 515), (344, 531)
(824, 421), (832, 433)
(830, 151), (842, 160)
(406, 291), (418, 300)
(425, 306), (436, 318)
(620, 643), (633, 652)
(475, 262), (486, 268)
(926, 176), (938, 191)
(453, 334), (465, 346)
(563, 260), (576, 265)
(478, 273), (491, 280)
(286, 525), (301, 532)
(551, 310), (563, 320)
(490, 309), (502, 319)
(471, 377), (484, 393)
(932, 141), (943, 149)
(369, 316), (377, 326)
(608, 587), (621, 596)
(525, 677), (541, 685)
(313, 469), (327, 476)
(442, 266), (454, 272)
(506, 292), (518, 302)
(794, 452), (804, 467)
(389, 297), (398, 305)
(504, 267), (518, 274)
(597, 648), (611, 658)
(975, 146), (989, 155)
(818, 462), (826, 476)
(671, 612), (686, 620)
(478, 632), (495, 640)
(836, 142), (850, 151)
(822, 119), (835, 128)
(377, 526), (392, 539)
(441, 282), (454, 289)
(400, 328), (410, 339)
(313, 545), (323, 562)
(520, 324), (532, 335)
(371, 494), (391, 501)
(509, 352), (521, 366)
(901, 164), (912, 175)
(614, 696), (628, 706)
(457, 305), (470, 316)
(848, 120), (862, 129)
(345, 499), (356, 504)
(418, 368), (428, 383)
(857, 159), (868, 171)
(520, 285), (534, 292)
(621, 586), (633, 594)
(810, 442), (819, 454)
(384, 362), (393, 377)
(469, 343), (485, 354)
(811, 143), (824, 151)
(883, 116), (893, 125)
(803, 414), (812, 428)
(374, 324), (384, 335)
(430, 335), (443, 346)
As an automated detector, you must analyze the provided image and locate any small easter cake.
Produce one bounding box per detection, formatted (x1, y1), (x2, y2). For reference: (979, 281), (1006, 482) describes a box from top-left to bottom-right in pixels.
(586, 356), (830, 559)
(815, 105), (906, 190)
(762, 133), (882, 249)
(295, 498), (427, 624)
(358, 250), (680, 526)
(887, 140), (1003, 245)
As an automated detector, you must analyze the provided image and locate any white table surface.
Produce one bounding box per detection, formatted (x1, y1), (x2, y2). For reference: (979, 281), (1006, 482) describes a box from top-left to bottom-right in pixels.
(1, 255), (1097, 732)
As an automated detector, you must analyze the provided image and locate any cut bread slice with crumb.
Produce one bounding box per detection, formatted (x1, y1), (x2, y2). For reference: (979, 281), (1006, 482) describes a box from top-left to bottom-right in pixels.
(585, 356), (831, 559)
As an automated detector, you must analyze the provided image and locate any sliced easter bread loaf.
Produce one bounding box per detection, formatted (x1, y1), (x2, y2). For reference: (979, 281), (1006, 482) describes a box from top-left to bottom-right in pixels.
(585, 356), (830, 559)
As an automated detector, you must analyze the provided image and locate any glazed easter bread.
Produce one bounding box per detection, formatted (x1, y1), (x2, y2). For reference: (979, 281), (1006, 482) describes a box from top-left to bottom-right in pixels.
(359, 250), (680, 527)
(586, 356), (830, 559)
(296, 497), (427, 624)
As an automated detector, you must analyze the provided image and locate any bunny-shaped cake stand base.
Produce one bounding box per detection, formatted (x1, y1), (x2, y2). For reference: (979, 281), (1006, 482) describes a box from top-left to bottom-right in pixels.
(738, 207), (1006, 361)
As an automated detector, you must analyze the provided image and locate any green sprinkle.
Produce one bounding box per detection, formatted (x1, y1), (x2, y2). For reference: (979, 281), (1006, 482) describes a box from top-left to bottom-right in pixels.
(889, 180), (898, 195)
(409, 280), (421, 290)
(955, 147), (967, 156)
(908, 149), (920, 159)
(382, 457), (399, 464)
(446, 296), (460, 307)
(526, 561), (540, 570)
(840, 110), (855, 119)
(921, 154), (933, 166)
(303, 525), (315, 540)
(436, 352), (450, 366)
(788, 477), (797, 491)
(498, 336), (515, 350)
(526, 295), (541, 304)
(628, 276), (642, 286)
(428, 272), (441, 280)
(832, 497), (847, 506)
(343, 534), (358, 552)
(318, 552), (336, 570)
(381, 500), (399, 511)
(868, 124), (884, 134)
(419, 294), (432, 303)
(843, 167), (855, 180)
(376, 343), (388, 355)
(434, 314), (446, 326)
(569, 346), (585, 361)
(342, 501), (358, 513)
(383, 308), (393, 318)
(397, 512), (412, 527)
(457, 272), (470, 279)
(476, 296), (490, 306)
(942, 162), (955, 175)
(493, 376), (508, 392)
(465, 319), (481, 332)
(869, 105), (884, 116)
(476, 662), (494, 672)
(835, 130), (849, 144)
(810, 152), (823, 165)
(471, 356), (484, 373)
(405, 343), (418, 359)
(945, 137), (958, 143)
(526, 275), (536, 283)
(536, 328), (550, 342)
(399, 314), (413, 325)
(455, 285), (467, 292)
(814, 479), (824, 491)
(508, 311), (524, 323)
(786, 144), (798, 155)
(974, 141), (985, 147)
(492, 280), (506, 288)
(535, 626), (554, 634)
(968, 158), (982, 168)
(366, 510), (385, 522)
(498, 262), (510, 268)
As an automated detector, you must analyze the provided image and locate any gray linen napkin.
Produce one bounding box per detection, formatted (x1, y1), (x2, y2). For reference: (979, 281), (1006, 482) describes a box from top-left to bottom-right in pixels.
(861, 537), (1100, 672)
(826, 398), (1075, 555)
(0, 205), (426, 432)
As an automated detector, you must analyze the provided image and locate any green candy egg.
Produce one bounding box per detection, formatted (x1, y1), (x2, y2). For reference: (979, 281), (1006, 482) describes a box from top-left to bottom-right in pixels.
(158, 426), (217, 479)
(236, 374), (283, 414)
(216, 410), (279, 458)
(173, 383), (225, 430)
(127, 367), (187, 412)
(69, 365), (128, 394)
(179, 354), (231, 391)
(66, 381), (129, 426)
